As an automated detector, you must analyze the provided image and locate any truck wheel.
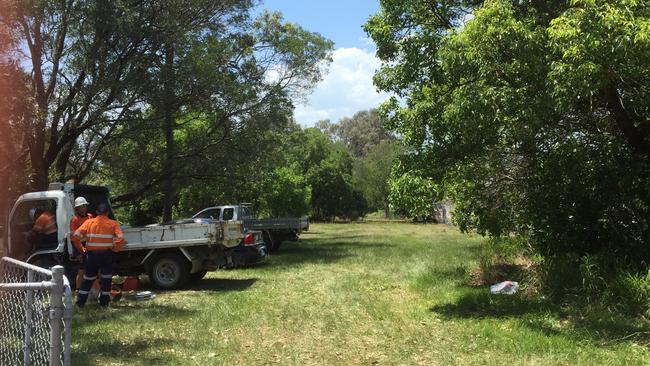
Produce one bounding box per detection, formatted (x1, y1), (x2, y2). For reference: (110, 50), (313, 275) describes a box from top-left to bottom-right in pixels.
(149, 253), (190, 290)
(189, 270), (208, 282)
(263, 231), (278, 252)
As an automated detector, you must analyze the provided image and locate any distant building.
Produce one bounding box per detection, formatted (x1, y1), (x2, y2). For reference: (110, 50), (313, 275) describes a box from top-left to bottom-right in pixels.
(433, 201), (453, 224)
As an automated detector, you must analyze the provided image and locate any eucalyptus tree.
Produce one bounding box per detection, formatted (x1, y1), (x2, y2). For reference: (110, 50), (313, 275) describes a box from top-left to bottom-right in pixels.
(96, 7), (333, 221)
(0, 1), (160, 189)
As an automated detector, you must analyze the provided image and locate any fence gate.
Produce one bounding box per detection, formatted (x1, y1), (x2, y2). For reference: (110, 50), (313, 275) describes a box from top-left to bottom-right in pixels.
(0, 257), (72, 366)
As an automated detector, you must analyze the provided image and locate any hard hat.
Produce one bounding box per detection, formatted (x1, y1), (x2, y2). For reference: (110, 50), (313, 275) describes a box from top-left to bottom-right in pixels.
(74, 197), (89, 208)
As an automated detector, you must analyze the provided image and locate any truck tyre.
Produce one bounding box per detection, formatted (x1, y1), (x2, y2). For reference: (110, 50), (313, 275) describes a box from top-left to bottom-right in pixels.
(263, 231), (280, 253)
(149, 253), (190, 290)
(189, 270), (208, 282)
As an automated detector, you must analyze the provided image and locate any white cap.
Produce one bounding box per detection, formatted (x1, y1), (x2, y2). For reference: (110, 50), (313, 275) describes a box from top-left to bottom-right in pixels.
(74, 197), (89, 208)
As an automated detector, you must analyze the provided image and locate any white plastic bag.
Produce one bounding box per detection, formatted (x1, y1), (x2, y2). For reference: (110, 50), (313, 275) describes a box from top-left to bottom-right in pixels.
(490, 281), (519, 295)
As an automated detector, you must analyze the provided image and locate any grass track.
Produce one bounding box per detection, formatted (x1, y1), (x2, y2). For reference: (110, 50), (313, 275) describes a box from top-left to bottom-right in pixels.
(72, 222), (650, 365)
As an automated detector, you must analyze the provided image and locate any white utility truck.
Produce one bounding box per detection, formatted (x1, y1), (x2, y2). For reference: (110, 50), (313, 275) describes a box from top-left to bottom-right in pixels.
(193, 203), (309, 252)
(2, 183), (256, 289)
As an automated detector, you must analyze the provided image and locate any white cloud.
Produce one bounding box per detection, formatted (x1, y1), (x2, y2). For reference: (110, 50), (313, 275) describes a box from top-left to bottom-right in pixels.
(294, 47), (390, 127)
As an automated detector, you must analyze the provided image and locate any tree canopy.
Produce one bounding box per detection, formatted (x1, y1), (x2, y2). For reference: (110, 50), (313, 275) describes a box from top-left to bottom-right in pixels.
(366, 0), (650, 264)
(0, 0), (333, 222)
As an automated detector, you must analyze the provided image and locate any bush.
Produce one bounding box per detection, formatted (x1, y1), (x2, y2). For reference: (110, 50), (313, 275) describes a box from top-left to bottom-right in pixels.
(613, 270), (650, 317)
(471, 237), (541, 295)
(536, 253), (650, 316)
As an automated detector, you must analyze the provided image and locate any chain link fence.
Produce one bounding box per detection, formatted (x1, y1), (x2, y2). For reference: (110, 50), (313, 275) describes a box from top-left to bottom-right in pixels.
(0, 257), (72, 366)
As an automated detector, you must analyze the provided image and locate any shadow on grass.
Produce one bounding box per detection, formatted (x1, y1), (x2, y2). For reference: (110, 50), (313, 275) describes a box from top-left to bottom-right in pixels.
(135, 276), (257, 293)
(72, 337), (178, 365)
(430, 290), (650, 346)
(72, 303), (196, 365)
(270, 237), (394, 268)
(75, 302), (196, 323)
(430, 291), (553, 319)
(187, 277), (257, 292)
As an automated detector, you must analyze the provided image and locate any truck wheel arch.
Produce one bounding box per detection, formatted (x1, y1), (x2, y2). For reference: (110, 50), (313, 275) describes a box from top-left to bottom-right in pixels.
(140, 248), (193, 266)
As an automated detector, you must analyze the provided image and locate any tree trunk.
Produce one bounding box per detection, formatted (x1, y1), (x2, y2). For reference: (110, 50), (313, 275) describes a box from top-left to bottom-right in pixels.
(54, 141), (75, 182)
(604, 84), (650, 158)
(29, 144), (49, 191)
(384, 202), (390, 219)
(161, 41), (176, 223)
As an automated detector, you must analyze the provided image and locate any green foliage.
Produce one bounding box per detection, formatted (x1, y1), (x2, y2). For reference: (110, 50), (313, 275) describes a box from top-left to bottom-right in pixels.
(89, 5), (333, 223)
(388, 170), (437, 221)
(353, 140), (402, 215)
(367, 0), (650, 278)
(367, 0), (650, 313)
(307, 143), (368, 221)
(315, 109), (400, 218)
(615, 270), (650, 317)
(330, 109), (395, 157)
(271, 126), (367, 221)
(257, 166), (311, 218)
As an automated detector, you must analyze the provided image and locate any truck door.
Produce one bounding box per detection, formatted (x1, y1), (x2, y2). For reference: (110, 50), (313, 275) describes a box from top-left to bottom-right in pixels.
(194, 208), (221, 220)
(240, 205), (253, 219)
(222, 207), (235, 221)
(7, 198), (59, 260)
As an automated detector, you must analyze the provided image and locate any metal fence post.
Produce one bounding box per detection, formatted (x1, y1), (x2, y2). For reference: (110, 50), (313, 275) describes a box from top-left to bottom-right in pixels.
(49, 265), (64, 366)
(62, 284), (73, 366)
(23, 269), (35, 365)
(1, 257), (73, 365)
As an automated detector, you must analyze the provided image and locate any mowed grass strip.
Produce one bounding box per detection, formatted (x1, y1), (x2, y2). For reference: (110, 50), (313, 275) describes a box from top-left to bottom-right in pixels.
(71, 223), (650, 365)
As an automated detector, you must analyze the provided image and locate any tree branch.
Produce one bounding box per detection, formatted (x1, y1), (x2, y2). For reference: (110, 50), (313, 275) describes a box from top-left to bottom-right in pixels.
(604, 84), (650, 157)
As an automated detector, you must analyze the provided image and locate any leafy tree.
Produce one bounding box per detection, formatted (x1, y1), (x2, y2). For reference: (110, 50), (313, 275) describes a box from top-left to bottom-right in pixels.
(0, 49), (31, 226)
(135, 5), (332, 221)
(388, 170), (437, 221)
(308, 161), (366, 221)
(91, 9), (333, 222)
(333, 109), (395, 157)
(272, 126), (366, 221)
(257, 166), (311, 218)
(0, 1), (156, 189)
(313, 110), (399, 218)
(366, 0), (650, 266)
(353, 140), (402, 217)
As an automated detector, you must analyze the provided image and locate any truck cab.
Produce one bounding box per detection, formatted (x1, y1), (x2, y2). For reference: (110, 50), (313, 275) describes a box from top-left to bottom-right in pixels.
(192, 204), (253, 221)
(4, 183), (112, 267)
(193, 204), (309, 252)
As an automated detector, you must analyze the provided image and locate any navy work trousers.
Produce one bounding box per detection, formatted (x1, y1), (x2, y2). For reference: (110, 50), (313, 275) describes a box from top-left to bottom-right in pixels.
(76, 250), (114, 307)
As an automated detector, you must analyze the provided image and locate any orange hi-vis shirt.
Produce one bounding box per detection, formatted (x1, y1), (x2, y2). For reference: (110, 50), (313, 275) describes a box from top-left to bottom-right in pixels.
(72, 215), (125, 252)
(70, 213), (93, 232)
(34, 212), (57, 235)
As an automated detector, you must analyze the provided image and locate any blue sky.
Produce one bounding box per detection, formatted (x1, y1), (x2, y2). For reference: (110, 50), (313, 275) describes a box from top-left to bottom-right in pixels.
(261, 0), (380, 49)
(258, 0), (389, 126)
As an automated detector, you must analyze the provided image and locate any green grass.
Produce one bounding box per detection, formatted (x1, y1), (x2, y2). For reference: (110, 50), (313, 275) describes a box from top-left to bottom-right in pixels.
(72, 223), (650, 365)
